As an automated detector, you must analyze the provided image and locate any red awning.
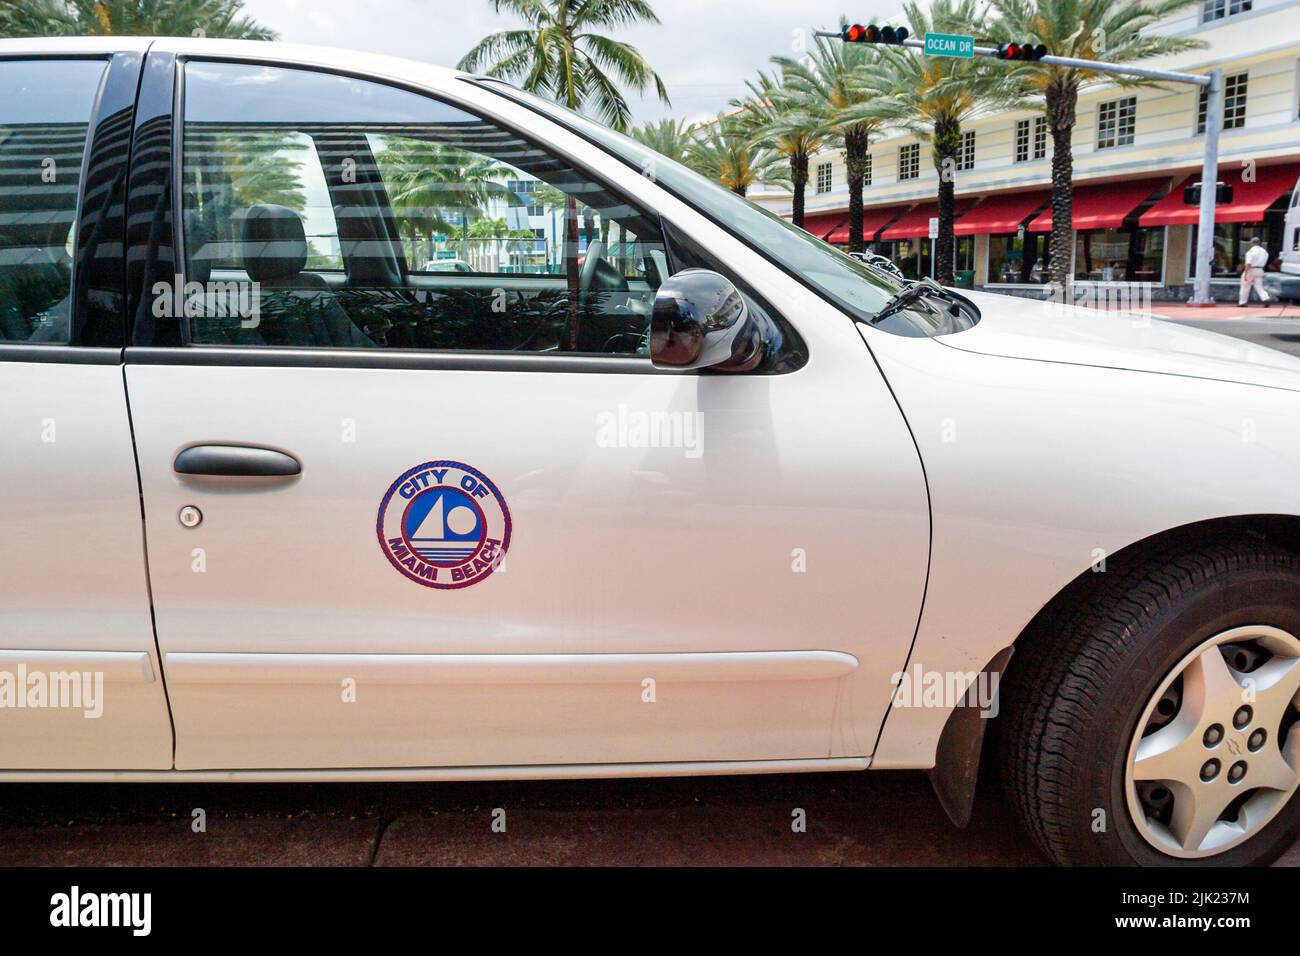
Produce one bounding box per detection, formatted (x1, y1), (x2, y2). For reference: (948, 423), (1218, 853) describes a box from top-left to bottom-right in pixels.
(954, 191), (1051, 235)
(1028, 179), (1165, 232)
(827, 205), (909, 244)
(1139, 163), (1300, 227)
(880, 201), (975, 241)
(800, 212), (847, 241)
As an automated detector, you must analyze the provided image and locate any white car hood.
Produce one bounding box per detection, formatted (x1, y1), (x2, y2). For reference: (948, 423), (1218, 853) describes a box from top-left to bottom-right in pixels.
(940, 288), (1300, 392)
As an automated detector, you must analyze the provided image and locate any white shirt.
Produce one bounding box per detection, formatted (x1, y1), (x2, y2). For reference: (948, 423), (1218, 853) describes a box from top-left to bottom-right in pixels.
(1244, 245), (1269, 270)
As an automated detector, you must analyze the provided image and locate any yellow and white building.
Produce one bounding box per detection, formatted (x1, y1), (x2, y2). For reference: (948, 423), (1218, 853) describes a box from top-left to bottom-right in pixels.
(759, 0), (1300, 297)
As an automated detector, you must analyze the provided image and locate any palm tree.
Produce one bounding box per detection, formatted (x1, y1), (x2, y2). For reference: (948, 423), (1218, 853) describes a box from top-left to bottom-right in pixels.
(729, 70), (826, 229)
(0, 0), (275, 38)
(863, 0), (1028, 284)
(684, 113), (790, 198)
(377, 138), (517, 261)
(772, 34), (881, 253)
(988, 0), (1204, 288)
(628, 118), (692, 165)
(459, 0), (669, 133)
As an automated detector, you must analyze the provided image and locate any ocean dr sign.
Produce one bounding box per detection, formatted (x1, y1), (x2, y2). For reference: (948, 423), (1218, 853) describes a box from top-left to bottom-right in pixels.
(924, 33), (974, 58)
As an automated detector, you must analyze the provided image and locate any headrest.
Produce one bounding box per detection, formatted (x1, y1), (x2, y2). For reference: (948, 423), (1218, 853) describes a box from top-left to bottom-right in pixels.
(241, 204), (307, 282)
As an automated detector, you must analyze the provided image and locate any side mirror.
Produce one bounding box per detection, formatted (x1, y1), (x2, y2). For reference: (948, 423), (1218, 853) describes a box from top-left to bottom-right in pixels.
(649, 269), (764, 371)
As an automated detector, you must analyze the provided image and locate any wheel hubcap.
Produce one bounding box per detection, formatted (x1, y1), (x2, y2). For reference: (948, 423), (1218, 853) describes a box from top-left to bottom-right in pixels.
(1125, 625), (1300, 859)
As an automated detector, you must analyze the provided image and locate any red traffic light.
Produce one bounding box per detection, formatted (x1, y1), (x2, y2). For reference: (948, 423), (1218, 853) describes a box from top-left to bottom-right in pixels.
(996, 41), (1047, 60)
(842, 22), (907, 44)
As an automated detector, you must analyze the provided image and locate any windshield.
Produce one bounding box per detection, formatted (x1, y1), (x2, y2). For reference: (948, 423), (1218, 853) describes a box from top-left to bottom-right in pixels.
(471, 79), (907, 326)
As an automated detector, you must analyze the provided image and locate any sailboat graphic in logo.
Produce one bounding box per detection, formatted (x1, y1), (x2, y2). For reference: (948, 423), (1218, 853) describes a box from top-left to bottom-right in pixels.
(402, 487), (485, 566)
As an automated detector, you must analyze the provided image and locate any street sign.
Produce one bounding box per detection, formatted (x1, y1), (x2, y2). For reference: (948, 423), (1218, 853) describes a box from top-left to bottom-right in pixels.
(928, 217), (940, 239)
(924, 32), (974, 58)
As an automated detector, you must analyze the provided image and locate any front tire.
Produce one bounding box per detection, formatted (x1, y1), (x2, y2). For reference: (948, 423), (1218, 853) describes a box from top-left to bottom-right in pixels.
(999, 540), (1300, 866)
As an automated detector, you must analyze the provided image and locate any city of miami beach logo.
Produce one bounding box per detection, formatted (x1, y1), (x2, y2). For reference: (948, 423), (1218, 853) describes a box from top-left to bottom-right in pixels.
(377, 460), (511, 590)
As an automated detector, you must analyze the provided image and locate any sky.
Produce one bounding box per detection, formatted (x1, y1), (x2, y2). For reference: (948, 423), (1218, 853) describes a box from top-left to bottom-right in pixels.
(239, 0), (898, 126)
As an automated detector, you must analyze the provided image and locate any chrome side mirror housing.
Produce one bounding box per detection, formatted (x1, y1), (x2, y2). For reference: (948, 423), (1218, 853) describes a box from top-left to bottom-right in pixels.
(649, 269), (764, 371)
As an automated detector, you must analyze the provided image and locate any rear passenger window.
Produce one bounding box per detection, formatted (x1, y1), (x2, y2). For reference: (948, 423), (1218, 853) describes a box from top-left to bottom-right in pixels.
(0, 59), (107, 344)
(180, 61), (668, 354)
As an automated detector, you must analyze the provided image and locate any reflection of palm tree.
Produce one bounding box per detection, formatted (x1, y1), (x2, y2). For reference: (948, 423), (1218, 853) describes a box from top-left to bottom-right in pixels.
(184, 128), (309, 261)
(378, 138), (516, 261)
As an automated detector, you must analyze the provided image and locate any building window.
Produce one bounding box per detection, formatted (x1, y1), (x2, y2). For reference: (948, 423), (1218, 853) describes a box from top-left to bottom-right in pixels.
(1197, 72), (1248, 133)
(1074, 227), (1165, 282)
(988, 232), (1051, 284)
(1192, 221), (1281, 277)
(815, 162), (833, 194)
(1097, 96), (1136, 150)
(1201, 0), (1251, 22)
(863, 152), (873, 186)
(958, 130), (976, 171)
(1014, 117), (1047, 163)
(898, 143), (920, 181)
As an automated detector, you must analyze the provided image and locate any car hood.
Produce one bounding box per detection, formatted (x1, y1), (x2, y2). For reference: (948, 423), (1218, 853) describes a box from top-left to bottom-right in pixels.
(939, 288), (1300, 392)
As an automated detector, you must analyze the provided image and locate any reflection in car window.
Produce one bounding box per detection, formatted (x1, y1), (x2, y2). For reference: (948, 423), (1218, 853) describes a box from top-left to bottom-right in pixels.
(181, 61), (667, 355)
(0, 58), (107, 344)
(474, 80), (904, 324)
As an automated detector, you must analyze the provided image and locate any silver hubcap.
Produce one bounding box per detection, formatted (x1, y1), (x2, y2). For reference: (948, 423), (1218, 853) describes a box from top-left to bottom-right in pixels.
(1125, 626), (1300, 859)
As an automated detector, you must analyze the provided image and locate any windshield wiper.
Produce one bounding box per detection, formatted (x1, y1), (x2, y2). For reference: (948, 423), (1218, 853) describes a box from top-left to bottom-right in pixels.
(868, 276), (957, 325)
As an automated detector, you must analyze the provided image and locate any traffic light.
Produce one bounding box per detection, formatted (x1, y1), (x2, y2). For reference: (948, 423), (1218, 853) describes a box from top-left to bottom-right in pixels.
(995, 41), (1047, 60)
(842, 23), (910, 45)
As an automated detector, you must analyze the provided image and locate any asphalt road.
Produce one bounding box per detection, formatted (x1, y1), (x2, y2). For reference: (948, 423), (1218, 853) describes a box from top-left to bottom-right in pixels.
(1167, 315), (1300, 357)
(1, 770), (1297, 866)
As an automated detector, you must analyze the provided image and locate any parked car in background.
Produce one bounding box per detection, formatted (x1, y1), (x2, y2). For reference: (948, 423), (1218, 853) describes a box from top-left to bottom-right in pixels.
(420, 258), (474, 273)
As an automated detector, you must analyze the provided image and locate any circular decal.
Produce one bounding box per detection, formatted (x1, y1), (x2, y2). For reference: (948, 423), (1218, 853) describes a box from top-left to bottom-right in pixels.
(377, 461), (511, 590)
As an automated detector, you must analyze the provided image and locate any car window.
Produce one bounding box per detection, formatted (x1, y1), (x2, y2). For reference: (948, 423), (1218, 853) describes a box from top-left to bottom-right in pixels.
(475, 80), (906, 325)
(180, 61), (667, 355)
(0, 58), (108, 344)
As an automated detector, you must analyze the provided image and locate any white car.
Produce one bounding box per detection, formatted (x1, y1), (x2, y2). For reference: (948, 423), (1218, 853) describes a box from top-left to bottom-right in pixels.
(420, 258), (474, 273)
(4, 36), (1300, 868)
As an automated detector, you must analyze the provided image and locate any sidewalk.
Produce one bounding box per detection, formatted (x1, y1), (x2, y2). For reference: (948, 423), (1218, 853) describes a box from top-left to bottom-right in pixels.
(1142, 301), (1300, 321)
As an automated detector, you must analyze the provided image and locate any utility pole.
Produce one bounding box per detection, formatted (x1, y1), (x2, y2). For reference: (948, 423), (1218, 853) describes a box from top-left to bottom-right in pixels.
(815, 30), (1220, 303)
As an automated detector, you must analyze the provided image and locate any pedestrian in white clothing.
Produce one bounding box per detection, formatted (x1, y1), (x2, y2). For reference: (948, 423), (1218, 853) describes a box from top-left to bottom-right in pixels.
(1239, 236), (1272, 307)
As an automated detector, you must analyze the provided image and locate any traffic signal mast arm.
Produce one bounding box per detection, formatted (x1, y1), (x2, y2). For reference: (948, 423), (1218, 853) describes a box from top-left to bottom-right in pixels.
(815, 29), (1210, 87)
(815, 25), (1220, 305)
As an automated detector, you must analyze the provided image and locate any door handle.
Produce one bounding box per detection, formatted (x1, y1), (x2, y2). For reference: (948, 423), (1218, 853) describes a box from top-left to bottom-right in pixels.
(173, 444), (301, 477)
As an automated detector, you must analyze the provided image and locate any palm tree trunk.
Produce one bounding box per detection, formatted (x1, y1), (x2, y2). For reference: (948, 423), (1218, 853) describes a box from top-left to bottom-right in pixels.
(933, 118), (960, 287)
(734, 184), (748, 198)
(844, 126), (870, 255)
(790, 152), (809, 229)
(1045, 78), (1078, 291)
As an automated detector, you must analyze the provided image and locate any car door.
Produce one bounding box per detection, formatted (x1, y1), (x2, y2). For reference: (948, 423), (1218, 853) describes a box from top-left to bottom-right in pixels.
(123, 49), (931, 771)
(0, 46), (174, 770)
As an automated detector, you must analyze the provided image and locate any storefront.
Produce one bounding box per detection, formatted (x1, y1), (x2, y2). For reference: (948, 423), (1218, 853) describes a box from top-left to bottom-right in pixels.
(1139, 162), (1300, 284)
(1026, 179), (1168, 283)
(877, 202), (974, 280)
(957, 191), (1052, 285)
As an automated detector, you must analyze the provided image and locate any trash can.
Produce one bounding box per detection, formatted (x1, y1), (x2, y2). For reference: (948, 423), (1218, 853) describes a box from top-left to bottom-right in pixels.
(955, 269), (975, 290)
